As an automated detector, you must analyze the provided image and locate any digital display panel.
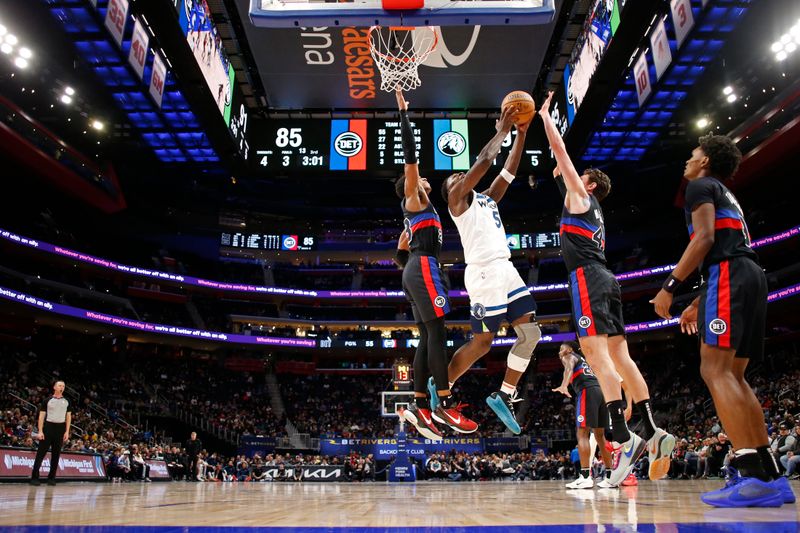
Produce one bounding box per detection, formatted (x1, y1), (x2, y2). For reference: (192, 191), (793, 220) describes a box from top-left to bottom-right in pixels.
(248, 118), (550, 173)
(221, 233), (316, 251)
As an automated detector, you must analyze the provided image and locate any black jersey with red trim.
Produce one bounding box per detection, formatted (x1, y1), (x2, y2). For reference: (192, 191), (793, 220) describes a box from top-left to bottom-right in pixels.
(402, 199), (443, 258)
(560, 195), (606, 272)
(567, 353), (600, 396)
(684, 177), (757, 274)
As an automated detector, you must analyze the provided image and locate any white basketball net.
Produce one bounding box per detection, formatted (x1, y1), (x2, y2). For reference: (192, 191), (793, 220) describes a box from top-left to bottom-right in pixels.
(368, 26), (438, 92)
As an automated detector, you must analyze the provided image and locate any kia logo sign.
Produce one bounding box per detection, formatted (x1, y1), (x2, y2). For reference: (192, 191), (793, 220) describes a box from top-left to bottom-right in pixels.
(334, 131), (363, 157)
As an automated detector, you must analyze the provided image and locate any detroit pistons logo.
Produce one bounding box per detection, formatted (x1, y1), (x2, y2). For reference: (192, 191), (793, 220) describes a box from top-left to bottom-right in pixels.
(434, 296), (447, 309)
(709, 318), (727, 335)
(334, 131), (363, 157)
(471, 303), (486, 319)
(578, 315), (592, 329)
(577, 415), (585, 423)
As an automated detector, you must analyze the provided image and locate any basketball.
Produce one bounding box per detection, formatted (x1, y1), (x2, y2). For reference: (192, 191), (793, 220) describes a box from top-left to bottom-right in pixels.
(501, 91), (536, 125)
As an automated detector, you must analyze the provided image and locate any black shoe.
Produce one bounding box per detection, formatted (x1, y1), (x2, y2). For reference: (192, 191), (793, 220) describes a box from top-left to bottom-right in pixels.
(47, 479), (56, 486)
(29, 478), (40, 486)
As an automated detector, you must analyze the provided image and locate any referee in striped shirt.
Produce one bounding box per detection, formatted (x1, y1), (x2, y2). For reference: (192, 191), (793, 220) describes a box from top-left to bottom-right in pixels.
(30, 380), (71, 486)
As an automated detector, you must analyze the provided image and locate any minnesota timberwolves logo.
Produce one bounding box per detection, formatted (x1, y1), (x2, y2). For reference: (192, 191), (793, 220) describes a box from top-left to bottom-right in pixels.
(578, 315), (592, 329)
(334, 131), (363, 157)
(434, 296), (447, 308)
(709, 318), (727, 335)
(471, 303), (486, 319)
(437, 131), (466, 157)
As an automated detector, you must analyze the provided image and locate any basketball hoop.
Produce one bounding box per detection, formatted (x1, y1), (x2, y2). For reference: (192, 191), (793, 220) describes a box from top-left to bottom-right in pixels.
(368, 26), (438, 92)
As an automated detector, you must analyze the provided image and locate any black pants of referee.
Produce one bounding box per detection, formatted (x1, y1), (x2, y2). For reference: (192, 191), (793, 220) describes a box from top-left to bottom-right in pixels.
(31, 422), (66, 480)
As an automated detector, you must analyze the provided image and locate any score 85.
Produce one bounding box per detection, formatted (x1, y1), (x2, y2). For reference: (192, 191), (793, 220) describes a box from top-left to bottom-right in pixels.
(276, 128), (303, 148)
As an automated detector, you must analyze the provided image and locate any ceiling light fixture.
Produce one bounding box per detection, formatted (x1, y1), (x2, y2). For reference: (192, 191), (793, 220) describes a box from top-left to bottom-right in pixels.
(696, 117), (709, 129)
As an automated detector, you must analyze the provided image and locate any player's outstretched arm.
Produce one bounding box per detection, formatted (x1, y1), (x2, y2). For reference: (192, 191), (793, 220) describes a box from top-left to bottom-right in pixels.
(539, 92), (589, 214)
(483, 118), (530, 204)
(448, 106), (517, 207)
(396, 89), (424, 212)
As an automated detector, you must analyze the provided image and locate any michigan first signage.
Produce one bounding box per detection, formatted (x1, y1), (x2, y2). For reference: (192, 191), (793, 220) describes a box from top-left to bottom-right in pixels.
(0, 448), (106, 480)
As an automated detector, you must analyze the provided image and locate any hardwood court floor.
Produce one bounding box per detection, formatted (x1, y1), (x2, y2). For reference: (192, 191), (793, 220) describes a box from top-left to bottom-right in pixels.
(1, 480), (798, 532)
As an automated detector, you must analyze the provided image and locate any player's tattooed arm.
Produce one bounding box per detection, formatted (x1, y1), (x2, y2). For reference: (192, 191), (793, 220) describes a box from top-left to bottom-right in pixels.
(552, 353), (576, 398)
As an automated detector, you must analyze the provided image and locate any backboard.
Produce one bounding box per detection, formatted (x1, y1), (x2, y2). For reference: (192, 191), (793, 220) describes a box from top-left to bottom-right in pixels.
(249, 0), (556, 28)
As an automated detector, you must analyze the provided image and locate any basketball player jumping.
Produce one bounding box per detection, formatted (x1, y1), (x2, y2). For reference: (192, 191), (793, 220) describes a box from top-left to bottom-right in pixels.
(650, 135), (794, 507)
(438, 110), (541, 435)
(553, 342), (614, 489)
(393, 88), (478, 438)
(539, 92), (675, 487)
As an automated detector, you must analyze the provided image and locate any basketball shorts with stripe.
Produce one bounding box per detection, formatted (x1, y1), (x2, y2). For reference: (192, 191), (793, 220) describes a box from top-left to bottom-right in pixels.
(568, 263), (625, 338)
(465, 260), (537, 334)
(575, 386), (608, 429)
(402, 254), (451, 323)
(698, 256), (766, 359)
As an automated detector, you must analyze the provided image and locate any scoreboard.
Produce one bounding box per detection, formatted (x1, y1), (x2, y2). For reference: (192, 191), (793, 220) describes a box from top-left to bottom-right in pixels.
(249, 118), (550, 173)
(507, 232), (561, 250)
(221, 232), (317, 251)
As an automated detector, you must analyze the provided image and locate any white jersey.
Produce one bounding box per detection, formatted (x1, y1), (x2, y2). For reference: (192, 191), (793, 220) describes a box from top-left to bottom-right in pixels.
(450, 191), (510, 266)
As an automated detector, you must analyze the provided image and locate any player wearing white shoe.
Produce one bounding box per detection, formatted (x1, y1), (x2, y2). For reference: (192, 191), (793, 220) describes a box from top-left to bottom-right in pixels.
(554, 342), (614, 489)
(438, 106), (541, 434)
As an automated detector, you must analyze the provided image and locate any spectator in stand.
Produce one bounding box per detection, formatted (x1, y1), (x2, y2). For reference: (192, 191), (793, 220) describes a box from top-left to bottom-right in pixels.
(780, 426), (800, 479)
(708, 433), (732, 478)
(236, 458), (251, 482)
(186, 432), (202, 481)
(107, 448), (128, 482)
(129, 444), (151, 482)
(772, 423), (797, 472)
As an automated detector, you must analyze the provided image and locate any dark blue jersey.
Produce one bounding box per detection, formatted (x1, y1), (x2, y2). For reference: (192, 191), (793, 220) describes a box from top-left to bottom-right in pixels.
(402, 199), (443, 258)
(568, 353), (600, 396)
(684, 177), (758, 274)
(560, 195), (606, 272)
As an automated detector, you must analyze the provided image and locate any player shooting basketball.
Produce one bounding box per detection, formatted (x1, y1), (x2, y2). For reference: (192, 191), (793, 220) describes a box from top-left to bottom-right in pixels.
(438, 101), (541, 435)
(393, 88), (478, 438)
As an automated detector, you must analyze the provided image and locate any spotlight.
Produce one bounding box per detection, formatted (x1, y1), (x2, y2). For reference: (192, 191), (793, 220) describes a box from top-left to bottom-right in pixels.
(771, 42), (783, 53)
(696, 117), (709, 129)
(0, 43), (11, 54)
(91, 120), (104, 131)
(64, 86), (75, 96)
(0, 25), (6, 37)
(781, 34), (791, 44)
(4, 33), (17, 45)
(786, 42), (797, 54)
(723, 86), (733, 95)
(726, 94), (737, 103)
(776, 50), (788, 61)
(13, 56), (27, 69)
(18, 47), (31, 59)
(60, 94), (72, 104)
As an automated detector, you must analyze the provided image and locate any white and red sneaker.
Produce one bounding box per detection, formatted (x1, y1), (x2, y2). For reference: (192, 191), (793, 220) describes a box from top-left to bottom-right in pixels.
(400, 404), (442, 441)
(622, 472), (638, 486)
(433, 402), (478, 434)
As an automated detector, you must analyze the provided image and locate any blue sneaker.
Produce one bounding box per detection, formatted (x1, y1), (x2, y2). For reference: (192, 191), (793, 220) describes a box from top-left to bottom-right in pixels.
(701, 472), (784, 508)
(486, 390), (522, 435)
(427, 377), (439, 411)
(771, 476), (796, 504)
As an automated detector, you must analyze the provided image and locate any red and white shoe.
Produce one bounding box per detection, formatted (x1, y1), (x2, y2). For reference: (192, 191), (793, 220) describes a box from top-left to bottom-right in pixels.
(400, 404), (442, 441)
(433, 402), (478, 434)
(622, 473), (638, 486)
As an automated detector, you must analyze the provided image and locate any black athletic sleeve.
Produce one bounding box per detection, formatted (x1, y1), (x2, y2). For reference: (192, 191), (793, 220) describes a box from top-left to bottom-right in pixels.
(684, 178), (718, 211)
(40, 398), (48, 413)
(65, 399), (71, 414)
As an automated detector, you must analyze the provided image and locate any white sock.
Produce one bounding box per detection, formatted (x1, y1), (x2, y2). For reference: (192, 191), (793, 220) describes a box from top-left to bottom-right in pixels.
(500, 382), (516, 396)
